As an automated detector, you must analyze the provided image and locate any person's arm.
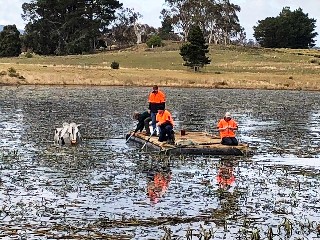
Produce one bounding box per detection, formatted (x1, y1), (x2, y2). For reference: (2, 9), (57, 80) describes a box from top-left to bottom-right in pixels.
(156, 120), (163, 126)
(228, 121), (238, 131)
(157, 112), (172, 126)
(156, 114), (163, 126)
(134, 117), (144, 133)
(217, 120), (227, 131)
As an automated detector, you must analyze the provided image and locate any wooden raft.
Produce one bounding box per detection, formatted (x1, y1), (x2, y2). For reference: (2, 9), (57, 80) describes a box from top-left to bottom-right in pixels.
(127, 131), (250, 156)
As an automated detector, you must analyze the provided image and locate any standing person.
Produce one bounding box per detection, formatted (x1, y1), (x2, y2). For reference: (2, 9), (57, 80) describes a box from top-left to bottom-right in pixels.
(148, 85), (166, 135)
(132, 110), (151, 135)
(156, 106), (175, 144)
(217, 112), (238, 146)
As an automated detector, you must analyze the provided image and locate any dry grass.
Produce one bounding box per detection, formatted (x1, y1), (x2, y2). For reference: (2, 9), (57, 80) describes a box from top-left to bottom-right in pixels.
(0, 43), (319, 90)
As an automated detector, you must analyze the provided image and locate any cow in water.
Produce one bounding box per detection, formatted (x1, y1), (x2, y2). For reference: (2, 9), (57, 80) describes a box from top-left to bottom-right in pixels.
(54, 122), (82, 146)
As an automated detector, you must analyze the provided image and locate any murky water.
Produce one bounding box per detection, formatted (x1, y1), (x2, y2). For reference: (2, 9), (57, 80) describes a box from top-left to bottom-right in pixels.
(0, 86), (320, 239)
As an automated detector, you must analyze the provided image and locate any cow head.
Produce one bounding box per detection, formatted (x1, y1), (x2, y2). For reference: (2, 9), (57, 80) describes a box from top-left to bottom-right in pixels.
(68, 122), (81, 145)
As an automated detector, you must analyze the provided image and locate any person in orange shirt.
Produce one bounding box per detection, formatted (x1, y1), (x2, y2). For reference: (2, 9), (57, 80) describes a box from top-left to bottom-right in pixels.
(148, 85), (166, 135)
(217, 112), (238, 146)
(156, 106), (175, 144)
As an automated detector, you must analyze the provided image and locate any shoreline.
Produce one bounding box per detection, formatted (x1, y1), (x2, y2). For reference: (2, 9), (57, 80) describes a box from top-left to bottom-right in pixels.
(1, 63), (319, 91)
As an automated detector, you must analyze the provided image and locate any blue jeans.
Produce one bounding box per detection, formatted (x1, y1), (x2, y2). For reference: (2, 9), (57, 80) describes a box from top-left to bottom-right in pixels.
(151, 112), (157, 131)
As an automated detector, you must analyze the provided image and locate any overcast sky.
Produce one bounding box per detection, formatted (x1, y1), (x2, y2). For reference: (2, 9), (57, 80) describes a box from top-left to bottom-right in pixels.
(0, 0), (319, 45)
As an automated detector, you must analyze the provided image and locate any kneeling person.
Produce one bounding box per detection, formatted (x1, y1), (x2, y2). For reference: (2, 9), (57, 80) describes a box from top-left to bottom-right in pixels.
(133, 110), (152, 135)
(156, 107), (175, 144)
(217, 112), (238, 146)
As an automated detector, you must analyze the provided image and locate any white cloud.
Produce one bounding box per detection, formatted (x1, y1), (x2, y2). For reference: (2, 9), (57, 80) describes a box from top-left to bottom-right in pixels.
(0, 0), (26, 29)
(234, 0), (320, 44)
(119, 0), (165, 27)
(0, 0), (319, 45)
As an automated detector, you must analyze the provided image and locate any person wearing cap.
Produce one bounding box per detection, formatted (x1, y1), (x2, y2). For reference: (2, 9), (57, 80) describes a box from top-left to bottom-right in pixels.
(132, 110), (152, 135)
(148, 85), (166, 135)
(217, 112), (238, 146)
(156, 106), (175, 144)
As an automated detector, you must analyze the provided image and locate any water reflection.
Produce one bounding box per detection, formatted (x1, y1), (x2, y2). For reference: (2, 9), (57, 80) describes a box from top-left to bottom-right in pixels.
(1, 86), (320, 239)
(216, 159), (235, 191)
(146, 165), (172, 204)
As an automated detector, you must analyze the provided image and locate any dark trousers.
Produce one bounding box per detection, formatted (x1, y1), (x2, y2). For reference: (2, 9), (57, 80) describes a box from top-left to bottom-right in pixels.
(221, 137), (238, 146)
(158, 124), (174, 142)
(144, 117), (151, 134)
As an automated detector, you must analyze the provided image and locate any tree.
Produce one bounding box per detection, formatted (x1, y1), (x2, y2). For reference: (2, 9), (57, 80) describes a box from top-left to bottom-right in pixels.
(180, 25), (211, 70)
(108, 8), (156, 47)
(0, 25), (22, 57)
(146, 35), (162, 48)
(162, 0), (194, 41)
(216, 0), (242, 45)
(159, 16), (173, 40)
(108, 8), (136, 47)
(254, 7), (318, 49)
(162, 0), (244, 44)
(22, 0), (122, 55)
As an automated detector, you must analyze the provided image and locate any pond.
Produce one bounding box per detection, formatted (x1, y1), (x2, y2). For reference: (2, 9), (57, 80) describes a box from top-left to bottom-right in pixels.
(0, 86), (319, 239)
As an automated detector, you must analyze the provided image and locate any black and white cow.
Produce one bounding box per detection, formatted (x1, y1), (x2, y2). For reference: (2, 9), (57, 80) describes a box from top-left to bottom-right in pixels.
(54, 122), (82, 145)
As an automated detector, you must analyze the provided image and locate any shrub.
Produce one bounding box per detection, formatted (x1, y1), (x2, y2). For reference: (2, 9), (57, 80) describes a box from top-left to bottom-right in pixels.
(25, 52), (33, 58)
(146, 35), (162, 48)
(8, 67), (16, 74)
(7, 67), (19, 77)
(110, 61), (119, 69)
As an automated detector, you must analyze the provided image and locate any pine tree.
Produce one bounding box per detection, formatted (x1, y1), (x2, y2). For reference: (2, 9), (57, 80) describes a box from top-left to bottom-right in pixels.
(159, 16), (173, 40)
(180, 25), (211, 70)
(22, 0), (122, 55)
(0, 25), (21, 57)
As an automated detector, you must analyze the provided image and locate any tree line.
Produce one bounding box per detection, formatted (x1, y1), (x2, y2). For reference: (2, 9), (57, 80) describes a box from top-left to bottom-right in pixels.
(0, 0), (318, 58)
(254, 7), (318, 48)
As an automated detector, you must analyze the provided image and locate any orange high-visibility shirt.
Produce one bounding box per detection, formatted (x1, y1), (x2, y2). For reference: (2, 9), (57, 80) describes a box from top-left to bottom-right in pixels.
(217, 118), (238, 138)
(148, 90), (166, 103)
(156, 110), (174, 126)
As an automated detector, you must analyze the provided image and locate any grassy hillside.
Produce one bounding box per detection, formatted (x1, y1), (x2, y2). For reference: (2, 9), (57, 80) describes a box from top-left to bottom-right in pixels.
(0, 42), (320, 90)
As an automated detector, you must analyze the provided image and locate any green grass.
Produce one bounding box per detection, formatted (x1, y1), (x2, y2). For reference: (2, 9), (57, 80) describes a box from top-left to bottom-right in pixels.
(0, 42), (319, 76)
